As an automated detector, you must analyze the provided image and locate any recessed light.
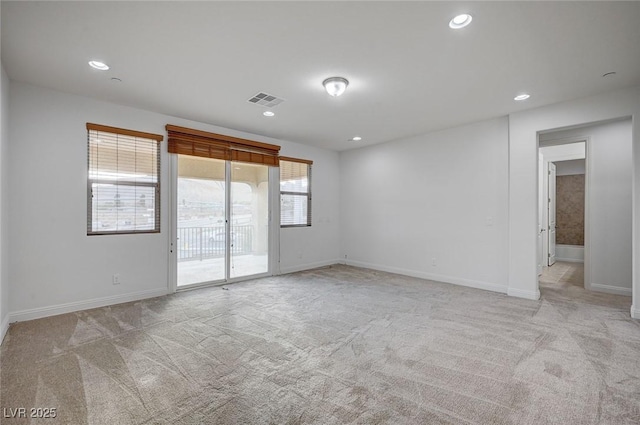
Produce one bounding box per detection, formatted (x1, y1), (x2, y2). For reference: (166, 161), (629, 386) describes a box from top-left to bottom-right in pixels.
(263, 111), (275, 117)
(449, 14), (472, 29)
(88, 60), (109, 71)
(350, 136), (362, 141)
(111, 77), (122, 83)
(514, 94), (530, 101)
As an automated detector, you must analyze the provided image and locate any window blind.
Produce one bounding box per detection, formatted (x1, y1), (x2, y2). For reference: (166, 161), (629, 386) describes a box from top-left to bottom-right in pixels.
(87, 123), (162, 235)
(166, 124), (280, 166)
(280, 157), (313, 227)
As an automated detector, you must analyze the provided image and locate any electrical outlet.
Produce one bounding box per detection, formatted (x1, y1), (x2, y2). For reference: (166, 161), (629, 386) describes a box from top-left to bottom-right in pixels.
(112, 274), (121, 285)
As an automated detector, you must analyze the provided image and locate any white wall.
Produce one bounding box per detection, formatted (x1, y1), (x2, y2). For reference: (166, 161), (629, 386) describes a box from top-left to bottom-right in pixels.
(340, 117), (509, 293)
(278, 144), (341, 274)
(0, 64), (9, 341)
(508, 86), (640, 317)
(555, 159), (585, 176)
(8, 81), (340, 321)
(542, 120), (632, 294)
(540, 143), (586, 161)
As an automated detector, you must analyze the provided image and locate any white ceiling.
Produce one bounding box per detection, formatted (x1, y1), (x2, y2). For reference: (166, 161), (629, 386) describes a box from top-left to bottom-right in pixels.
(2, 1), (640, 151)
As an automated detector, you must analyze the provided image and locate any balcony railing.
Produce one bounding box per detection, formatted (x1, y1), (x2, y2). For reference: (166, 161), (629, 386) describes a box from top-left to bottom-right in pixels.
(177, 225), (253, 261)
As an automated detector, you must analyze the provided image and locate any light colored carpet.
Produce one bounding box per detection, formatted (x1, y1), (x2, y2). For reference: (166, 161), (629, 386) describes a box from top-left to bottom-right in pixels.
(1, 263), (639, 424)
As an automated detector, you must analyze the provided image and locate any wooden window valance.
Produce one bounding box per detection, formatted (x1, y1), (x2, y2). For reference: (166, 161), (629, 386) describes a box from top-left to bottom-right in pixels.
(88, 123), (164, 142)
(279, 156), (313, 165)
(166, 124), (280, 166)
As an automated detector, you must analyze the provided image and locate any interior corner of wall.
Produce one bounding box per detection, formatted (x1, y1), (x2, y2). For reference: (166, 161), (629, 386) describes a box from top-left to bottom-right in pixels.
(507, 286), (540, 301)
(0, 312), (9, 345)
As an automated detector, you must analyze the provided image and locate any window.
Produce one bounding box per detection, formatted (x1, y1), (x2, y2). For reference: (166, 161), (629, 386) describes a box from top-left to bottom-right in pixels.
(87, 123), (162, 235)
(280, 157), (312, 227)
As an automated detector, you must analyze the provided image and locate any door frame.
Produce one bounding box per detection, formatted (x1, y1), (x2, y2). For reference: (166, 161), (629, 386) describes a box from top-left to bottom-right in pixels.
(537, 153), (544, 275)
(538, 136), (590, 290)
(168, 154), (279, 292)
(548, 161), (557, 266)
(168, 154), (178, 293)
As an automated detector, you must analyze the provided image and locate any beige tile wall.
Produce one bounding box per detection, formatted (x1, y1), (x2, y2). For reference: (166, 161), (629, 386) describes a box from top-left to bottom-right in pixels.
(556, 174), (584, 246)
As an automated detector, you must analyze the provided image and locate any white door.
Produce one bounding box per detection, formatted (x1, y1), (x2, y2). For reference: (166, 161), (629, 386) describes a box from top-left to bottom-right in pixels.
(538, 153), (544, 275)
(548, 162), (557, 266)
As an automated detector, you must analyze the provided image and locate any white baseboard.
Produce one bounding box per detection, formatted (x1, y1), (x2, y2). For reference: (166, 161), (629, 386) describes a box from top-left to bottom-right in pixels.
(556, 258), (584, 263)
(631, 305), (639, 320)
(8, 288), (169, 323)
(0, 313), (9, 345)
(590, 283), (632, 297)
(556, 244), (584, 263)
(279, 259), (342, 275)
(507, 287), (541, 300)
(344, 259), (508, 294)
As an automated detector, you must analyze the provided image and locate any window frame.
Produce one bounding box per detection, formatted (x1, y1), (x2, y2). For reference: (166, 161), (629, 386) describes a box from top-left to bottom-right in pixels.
(279, 156), (313, 228)
(87, 123), (163, 236)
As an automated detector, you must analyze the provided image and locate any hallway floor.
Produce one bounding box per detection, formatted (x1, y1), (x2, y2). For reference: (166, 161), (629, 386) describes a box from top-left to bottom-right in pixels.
(540, 261), (585, 289)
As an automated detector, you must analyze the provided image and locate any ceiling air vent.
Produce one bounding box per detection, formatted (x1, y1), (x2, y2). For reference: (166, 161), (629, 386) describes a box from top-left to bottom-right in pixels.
(247, 92), (285, 108)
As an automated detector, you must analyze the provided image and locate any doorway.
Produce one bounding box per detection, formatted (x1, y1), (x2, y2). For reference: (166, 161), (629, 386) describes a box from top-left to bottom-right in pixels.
(538, 140), (587, 287)
(175, 155), (271, 288)
(536, 118), (633, 297)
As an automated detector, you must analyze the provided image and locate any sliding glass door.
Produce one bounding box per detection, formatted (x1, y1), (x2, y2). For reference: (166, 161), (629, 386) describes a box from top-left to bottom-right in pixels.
(230, 162), (269, 278)
(176, 155), (270, 288)
(176, 156), (226, 286)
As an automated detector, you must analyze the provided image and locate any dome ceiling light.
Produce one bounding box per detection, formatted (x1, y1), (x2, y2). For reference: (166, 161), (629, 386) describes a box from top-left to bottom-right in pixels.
(449, 14), (473, 29)
(88, 60), (109, 71)
(323, 77), (349, 97)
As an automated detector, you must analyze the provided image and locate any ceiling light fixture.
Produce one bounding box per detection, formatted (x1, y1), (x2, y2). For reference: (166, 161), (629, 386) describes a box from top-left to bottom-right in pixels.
(263, 111), (275, 117)
(514, 94), (530, 101)
(351, 136), (362, 141)
(88, 60), (109, 71)
(323, 77), (349, 97)
(449, 14), (473, 29)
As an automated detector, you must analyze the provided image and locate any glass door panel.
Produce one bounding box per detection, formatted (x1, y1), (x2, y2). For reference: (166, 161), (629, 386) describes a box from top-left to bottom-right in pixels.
(230, 163), (269, 278)
(177, 156), (226, 287)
